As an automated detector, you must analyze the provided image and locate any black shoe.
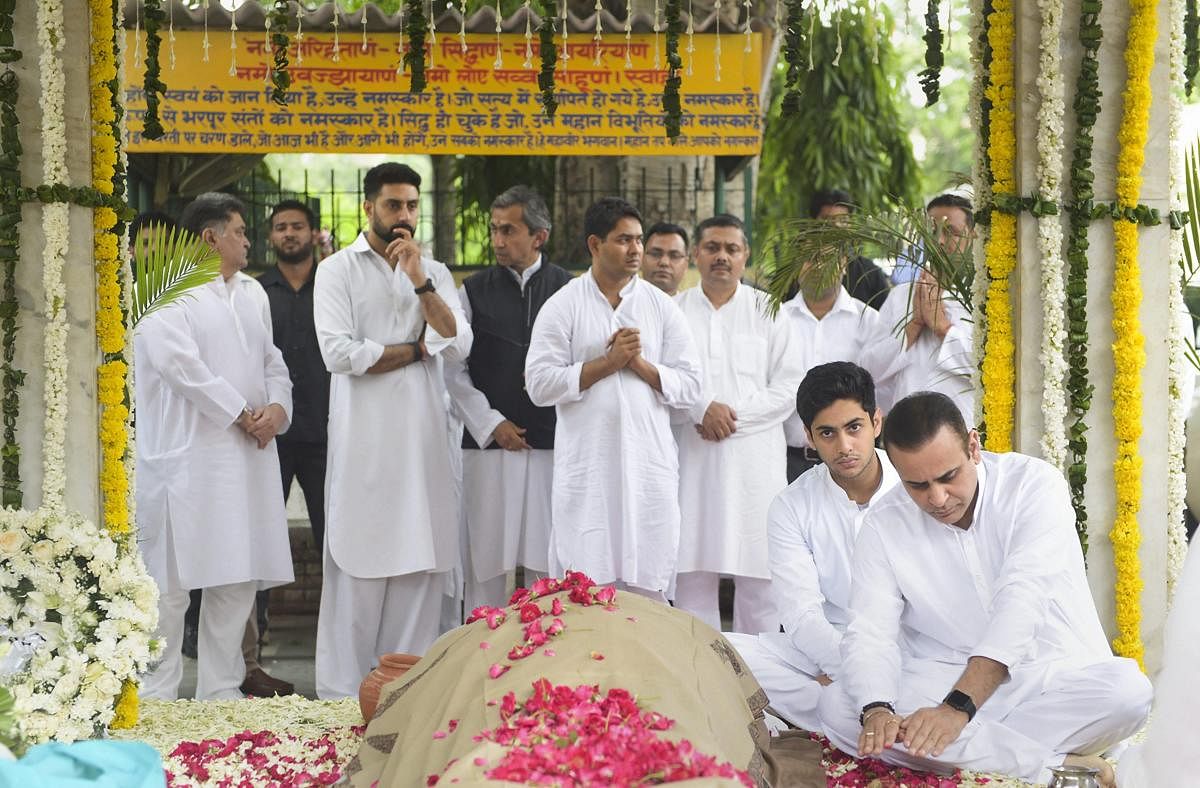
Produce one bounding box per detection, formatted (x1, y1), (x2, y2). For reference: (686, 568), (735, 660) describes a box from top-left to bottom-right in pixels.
(181, 622), (198, 659)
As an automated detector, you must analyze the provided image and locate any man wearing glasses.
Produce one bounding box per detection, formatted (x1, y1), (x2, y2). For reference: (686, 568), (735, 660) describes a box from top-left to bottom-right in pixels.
(640, 222), (690, 296)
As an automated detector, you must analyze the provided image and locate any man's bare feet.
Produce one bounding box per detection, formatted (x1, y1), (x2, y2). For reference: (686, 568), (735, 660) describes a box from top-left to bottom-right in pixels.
(1062, 754), (1116, 788)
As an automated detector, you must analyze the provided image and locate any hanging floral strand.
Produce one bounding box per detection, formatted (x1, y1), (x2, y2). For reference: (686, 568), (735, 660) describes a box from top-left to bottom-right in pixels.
(780, 0), (807, 115)
(404, 0), (428, 91)
(269, 1), (291, 105)
(495, 0), (504, 69)
(141, 0), (167, 140)
(654, 0), (662, 68)
(560, 0), (570, 64)
(294, 9), (305, 65)
(1167, 0), (1189, 601)
(332, 0), (342, 61)
(0, 5), (22, 508)
(686, 0), (695, 75)
(1186, 0), (1198, 94)
(228, 3), (239, 77)
(967, 0), (992, 433)
(593, 0), (604, 66)
(664, 0), (683, 137)
(625, 0), (634, 67)
(538, 0), (559, 115)
(920, 0), (943, 104)
(743, 0), (752, 52)
(201, 0), (211, 61)
(167, 0), (176, 70)
(1064, 0), (1103, 551)
(713, 0), (722, 80)
(524, 0), (534, 67)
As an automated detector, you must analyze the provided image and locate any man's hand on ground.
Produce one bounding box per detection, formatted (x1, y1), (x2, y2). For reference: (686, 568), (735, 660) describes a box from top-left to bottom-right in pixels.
(899, 704), (969, 757)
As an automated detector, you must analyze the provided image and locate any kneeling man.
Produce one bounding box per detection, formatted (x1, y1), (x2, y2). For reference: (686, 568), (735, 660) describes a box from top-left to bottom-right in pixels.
(727, 362), (898, 732)
(819, 392), (1151, 786)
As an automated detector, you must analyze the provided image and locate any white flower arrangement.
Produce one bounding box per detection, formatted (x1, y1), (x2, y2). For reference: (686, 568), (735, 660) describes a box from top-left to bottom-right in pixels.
(0, 507), (160, 744)
(1034, 0), (1069, 471)
(1166, 0), (1189, 601)
(967, 0), (990, 427)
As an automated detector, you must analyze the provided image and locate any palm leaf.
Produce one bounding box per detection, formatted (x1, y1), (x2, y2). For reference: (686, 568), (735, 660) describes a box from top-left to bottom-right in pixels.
(1181, 138), (1200, 371)
(761, 208), (974, 333)
(131, 224), (222, 326)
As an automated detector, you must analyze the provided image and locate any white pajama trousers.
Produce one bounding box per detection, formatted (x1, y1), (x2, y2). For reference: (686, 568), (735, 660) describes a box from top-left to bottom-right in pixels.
(725, 633), (826, 734)
(315, 557), (445, 699)
(818, 657), (1152, 784)
(674, 571), (777, 634)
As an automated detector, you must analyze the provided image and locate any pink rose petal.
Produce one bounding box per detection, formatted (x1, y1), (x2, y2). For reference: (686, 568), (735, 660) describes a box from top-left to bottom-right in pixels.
(590, 651), (605, 661)
(479, 641), (491, 650)
(543, 648), (556, 657)
(488, 663), (510, 679)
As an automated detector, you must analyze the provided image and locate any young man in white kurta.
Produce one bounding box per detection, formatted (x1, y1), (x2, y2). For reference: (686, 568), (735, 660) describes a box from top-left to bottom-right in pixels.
(820, 392), (1151, 785)
(443, 187), (571, 610)
(727, 362), (898, 733)
(857, 196), (976, 424)
(673, 215), (803, 633)
(781, 285), (879, 481)
(313, 163), (471, 698)
(135, 194), (294, 700)
(525, 197), (702, 599)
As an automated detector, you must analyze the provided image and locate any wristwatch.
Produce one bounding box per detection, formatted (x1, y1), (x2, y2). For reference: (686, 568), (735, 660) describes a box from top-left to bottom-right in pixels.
(942, 689), (977, 721)
(413, 277), (436, 295)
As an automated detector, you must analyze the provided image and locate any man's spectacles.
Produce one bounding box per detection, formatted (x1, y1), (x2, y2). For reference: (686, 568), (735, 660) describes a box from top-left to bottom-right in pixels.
(645, 249), (688, 261)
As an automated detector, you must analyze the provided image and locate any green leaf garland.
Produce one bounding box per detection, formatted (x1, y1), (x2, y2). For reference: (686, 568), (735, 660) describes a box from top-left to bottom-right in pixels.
(537, 0), (558, 117)
(404, 0), (428, 93)
(141, 0), (167, 140)
(0, 17), (21, 509)
(919, 0), (943, 105)
(780, 0), (806, 115)
(269, 1), (291, 106)
(664, 0), (683, 137)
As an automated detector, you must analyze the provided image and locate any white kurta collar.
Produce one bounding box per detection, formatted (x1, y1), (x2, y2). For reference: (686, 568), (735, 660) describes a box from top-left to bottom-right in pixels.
(784, 286), (857, 321)
(505, 256), (543, 292)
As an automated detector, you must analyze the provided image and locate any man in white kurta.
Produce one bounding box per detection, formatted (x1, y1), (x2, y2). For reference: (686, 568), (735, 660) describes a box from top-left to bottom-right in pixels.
(727, 362), (898, 734)
(525, 197), (702, 599)
(135, 193), (294, 700)
(820, 392), (1151, 785)
(858, 195), (975, 423)
(443, 186), (572, 610)
(673, 215), (802, 633)
(313, 163), (471, 698)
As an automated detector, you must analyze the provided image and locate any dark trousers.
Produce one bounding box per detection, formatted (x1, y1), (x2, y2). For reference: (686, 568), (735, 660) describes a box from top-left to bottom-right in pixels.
(786, 446), (822, 484)
(278, 439), (328, 548)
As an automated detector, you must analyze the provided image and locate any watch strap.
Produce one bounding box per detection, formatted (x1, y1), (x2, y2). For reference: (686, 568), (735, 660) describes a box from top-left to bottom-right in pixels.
(942, 689), (977, 721)
(414, 277), (436, 295)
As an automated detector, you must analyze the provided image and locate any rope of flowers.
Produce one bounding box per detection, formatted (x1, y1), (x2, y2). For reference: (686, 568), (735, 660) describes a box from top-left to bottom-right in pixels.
(269, 0), (291, 105)
(968, 0), (991, 434)
(1034, 0), (1068, 471)
(404, 0), (428, 92)
(1186, 0), (1198, 94)
(1168, 0), (1189, 602)
(919, 0), (943, 105)
(779, 0), (807, 115)
(141, 0), (166, 139)
(1109, 0), (1156, 670)
(0, 5), (22, 509)
(1064, 0), (1103, 553)
(537, 0), (558, 117)
(664, 0), (683, 137)
(980, 0), (1016, 452)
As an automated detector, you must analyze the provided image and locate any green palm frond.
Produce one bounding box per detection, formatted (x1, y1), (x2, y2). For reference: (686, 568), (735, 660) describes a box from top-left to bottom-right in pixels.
(131, 224), (222, 326)
(1181, 139), (1200, 371)
(762, 208), (975, 325)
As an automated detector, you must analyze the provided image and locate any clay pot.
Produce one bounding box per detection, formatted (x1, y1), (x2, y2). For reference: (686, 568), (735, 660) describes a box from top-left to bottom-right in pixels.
(359, 652), (421, 722)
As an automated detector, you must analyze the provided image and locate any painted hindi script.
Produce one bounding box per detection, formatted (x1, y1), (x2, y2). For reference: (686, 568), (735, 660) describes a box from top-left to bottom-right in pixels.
(123, 32), (763, 155)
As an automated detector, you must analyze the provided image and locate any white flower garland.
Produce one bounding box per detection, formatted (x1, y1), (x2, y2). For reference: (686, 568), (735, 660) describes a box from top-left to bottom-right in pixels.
(116, 0), (137, 519)
(1167, 0), (1189, 601)
(1034, 0), (1068, 470)
(967, 0), (990, 428)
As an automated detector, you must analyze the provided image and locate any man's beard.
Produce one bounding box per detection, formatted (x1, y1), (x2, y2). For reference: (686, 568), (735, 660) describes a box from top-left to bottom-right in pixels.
(273, 242), (314, 264)
(372, 218), (415, 244)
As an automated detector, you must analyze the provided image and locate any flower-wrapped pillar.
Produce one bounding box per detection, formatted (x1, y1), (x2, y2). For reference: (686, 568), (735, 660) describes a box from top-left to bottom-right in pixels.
(1000, 0), (1181, 670)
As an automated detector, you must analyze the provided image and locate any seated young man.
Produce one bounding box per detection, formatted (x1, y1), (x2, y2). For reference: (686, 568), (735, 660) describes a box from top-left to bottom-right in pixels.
(727, 362), (899, 733)
(819, 391), (1151, 787)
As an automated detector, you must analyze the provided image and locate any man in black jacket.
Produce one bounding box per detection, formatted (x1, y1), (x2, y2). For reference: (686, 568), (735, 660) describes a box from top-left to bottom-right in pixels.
(444, 186), (573, 611)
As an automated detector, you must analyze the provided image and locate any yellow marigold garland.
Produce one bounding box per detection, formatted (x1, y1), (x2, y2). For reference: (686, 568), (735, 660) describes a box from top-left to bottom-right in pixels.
(980, 0), (1016, 452)
(1109, 0), (1156, 671)
(91, 0), (141, 725)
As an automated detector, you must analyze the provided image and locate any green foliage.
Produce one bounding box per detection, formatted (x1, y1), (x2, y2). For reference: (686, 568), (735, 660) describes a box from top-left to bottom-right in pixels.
(131, 225), (223, 326)
(454, 156), (556, 264)
(1181, 138), (1200, 369)
(755, 3), (920, 269)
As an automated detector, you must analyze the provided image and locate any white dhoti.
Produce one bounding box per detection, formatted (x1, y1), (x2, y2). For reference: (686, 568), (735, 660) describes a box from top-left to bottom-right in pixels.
(725, 632), (827, 733)
(461, 448), (553, 610)
(674, 572), (776, 634)
(818, 657), (1152, 783)
(139, 523), (258, 701)
(314, 553), (447, 699)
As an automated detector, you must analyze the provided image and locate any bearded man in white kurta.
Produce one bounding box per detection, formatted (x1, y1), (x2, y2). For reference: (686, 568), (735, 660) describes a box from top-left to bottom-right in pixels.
(820, 392), (1151, 787)
(672, 215), (802, 633)
(858, 195), (975, 424)
(313, 163), (471, 698)
(135, 193), (294, 700)
(727, 362), (898, 734)
(525, 197), (702, 599)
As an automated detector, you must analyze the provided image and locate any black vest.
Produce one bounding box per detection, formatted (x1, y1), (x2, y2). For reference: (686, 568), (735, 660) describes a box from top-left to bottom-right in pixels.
(462, 263), (573, 450)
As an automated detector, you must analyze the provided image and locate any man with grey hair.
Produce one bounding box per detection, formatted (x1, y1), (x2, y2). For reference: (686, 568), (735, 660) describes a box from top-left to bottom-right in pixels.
(134, 191), (294, 700)
(444, 185), (573, 609)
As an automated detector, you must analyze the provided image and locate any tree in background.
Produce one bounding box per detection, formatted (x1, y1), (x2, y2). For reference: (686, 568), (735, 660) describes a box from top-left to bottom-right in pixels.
(755, 1), (919, 263)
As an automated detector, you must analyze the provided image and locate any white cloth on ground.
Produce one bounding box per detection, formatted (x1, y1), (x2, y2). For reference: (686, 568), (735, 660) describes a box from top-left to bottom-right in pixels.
(779, 288), (880, 448)
(826, 451), (1150, 782)
(725, 632), (824, 733)
(314, 562), (446, 699)
(133, 273), (294, 591)
(857, 280), (974, 423)
(524, 270), (702, 593)
(674, 571), (776, 634)
(674, 284), (802, 584)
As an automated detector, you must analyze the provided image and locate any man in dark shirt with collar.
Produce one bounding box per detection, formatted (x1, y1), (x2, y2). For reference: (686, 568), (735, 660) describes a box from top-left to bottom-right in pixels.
(258, 200), (331, 550)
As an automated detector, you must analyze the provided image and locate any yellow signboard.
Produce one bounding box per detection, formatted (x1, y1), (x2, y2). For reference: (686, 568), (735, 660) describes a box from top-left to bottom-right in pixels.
(122, 31), (762, 156)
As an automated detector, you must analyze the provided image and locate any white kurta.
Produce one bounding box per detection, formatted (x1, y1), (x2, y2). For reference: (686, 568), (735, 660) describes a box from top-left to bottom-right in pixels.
(444, 262), (553, 582)
(524, 271), (702, 592)
(674, 284), (802, 577)
(133, 273), (294, 591)
(780, 288), (880, 448)
(857, 281), (974, 423)
(313, 233), (472, 579)
(821, 451), (1150, 782)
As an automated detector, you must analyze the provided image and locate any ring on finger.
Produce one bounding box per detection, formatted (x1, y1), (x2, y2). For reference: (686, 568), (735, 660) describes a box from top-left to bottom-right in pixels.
(863, 732), (876, 737)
